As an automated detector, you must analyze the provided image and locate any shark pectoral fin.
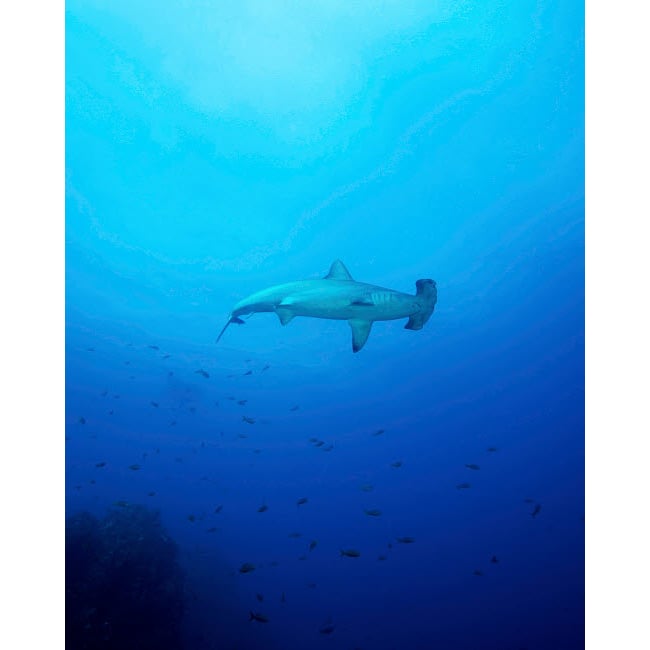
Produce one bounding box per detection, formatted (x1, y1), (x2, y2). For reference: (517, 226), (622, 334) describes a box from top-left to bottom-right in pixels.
(325, 260), (353, 281)
(348, 319), (373, 353)
(275, 307), (295, 326)
(351, 297), (374, 307)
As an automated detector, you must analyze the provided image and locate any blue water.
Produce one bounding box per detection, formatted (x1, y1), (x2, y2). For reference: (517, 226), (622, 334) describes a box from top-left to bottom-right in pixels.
(65, 1), (584, 648)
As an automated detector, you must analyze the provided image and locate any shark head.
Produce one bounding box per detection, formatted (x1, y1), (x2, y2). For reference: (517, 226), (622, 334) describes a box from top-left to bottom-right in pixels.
(404, 279), (437, 330)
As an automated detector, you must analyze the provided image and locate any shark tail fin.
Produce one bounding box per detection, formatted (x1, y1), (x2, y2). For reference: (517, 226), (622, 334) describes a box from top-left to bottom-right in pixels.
(216, 315), (245, 343)
(405, 279), (437, 330)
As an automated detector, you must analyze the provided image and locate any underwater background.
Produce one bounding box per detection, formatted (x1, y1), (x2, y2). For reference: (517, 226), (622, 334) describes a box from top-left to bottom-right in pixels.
(65, 1), (584, 649)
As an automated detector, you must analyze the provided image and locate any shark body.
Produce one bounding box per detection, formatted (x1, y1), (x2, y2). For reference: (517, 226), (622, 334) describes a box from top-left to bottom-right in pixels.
(216, 260), (437, 352)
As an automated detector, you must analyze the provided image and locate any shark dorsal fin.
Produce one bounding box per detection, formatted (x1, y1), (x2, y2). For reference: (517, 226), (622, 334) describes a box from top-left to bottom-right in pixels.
(325, 260), (353, 281)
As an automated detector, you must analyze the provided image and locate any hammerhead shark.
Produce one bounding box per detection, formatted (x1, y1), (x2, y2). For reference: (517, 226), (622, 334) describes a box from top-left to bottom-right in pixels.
(216, 260), (437, 352)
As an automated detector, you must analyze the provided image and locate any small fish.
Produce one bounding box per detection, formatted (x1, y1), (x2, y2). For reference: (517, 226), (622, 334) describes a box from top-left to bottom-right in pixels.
(473, 569), (484, 577)
(242, 416), (256, 424)
(322, 444), (334, 452)
(396, 536), (415, 544)
(95, 461), (106, 468)
(108, 410), (114, 415)
(248, 611), (268, 623)
(372, 428), (385, 436)
(319, 620), (336, 635)
(390, 460), (403, 468)
(187, 514), (196, 522)
(239, 562), (256, 574)
(148, 491), (156, 497)
(296, 497), (308, 506)
(100, 390), (108, 397)
(288, 532), (302, 538)
(195, 369), (210, 378)
(237, 399), (248, 405)
(360, 483), (374, 492)
(238, 433), (248, 439)
(364, 508), (382, 517)
(377, 554), (387, 561)
(86, 347), (95, 352)
(150, 401), (159, 408)
(170, 420), (177, 426)
(128, 464), (141, 471)
(531, 504), (542, 518)
(307, 582), (317, 589)
(257, 504), (268, 513)
(243, 370), (253, 376)
(465, 464), (480, 470)
(313, 440), (325, 447)
(162, 354), (170, 359)
(490, 555), (499, 564)
(309, 540), (318, 552)
(298, 554), (307, 561)
(281, 591), (286, 602)
(214, 505), (223, 514)
(256, 593), (264, 602)
(78, 417), (86, 425)
(290, 405), (300, 411)
(262, 364), (270, 372)
(340, 548), (361, 558)
(113, 500), (129, 508)
(148, 345), (159, 350)
(487, 446), (498, 452)
(206, 527), (218, 533)
(523, 498), (535, 504)
(456, 482), (471, 490)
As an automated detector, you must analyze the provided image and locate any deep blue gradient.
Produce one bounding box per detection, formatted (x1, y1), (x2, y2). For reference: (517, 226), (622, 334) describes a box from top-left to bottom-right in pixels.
(66, 1), (584, 648)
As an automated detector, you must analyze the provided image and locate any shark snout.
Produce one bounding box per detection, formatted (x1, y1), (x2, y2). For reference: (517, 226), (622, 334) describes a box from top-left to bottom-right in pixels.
(404, 278), (437, 331)
(416, 279), (436, 294)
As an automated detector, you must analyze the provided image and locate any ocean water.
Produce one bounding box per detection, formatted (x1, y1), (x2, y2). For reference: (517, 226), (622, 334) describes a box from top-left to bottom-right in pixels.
(65, 1), (584, 649)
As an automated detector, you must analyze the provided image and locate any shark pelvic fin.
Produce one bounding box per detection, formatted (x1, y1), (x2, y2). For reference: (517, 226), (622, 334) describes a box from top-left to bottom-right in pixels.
(325, 260), (353, 281)
(275, 307), (295, 326)
(348, 319), (373, 353)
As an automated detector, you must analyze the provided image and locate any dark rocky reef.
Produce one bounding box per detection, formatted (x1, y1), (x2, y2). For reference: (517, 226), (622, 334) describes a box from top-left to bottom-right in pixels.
(66, 505), (185, 650)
